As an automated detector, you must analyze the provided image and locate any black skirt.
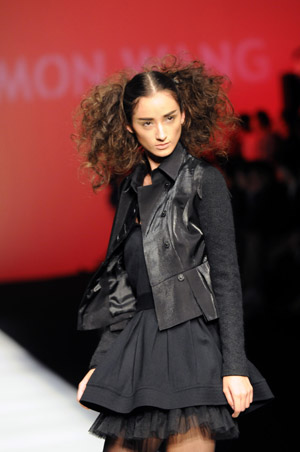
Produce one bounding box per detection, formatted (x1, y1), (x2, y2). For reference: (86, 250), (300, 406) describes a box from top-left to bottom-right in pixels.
(81, 308), (273, 442)
(81, 222), (273, 444)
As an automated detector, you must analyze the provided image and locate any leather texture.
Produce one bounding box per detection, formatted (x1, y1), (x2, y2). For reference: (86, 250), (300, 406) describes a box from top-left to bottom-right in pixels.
(77, 142), (218, 332)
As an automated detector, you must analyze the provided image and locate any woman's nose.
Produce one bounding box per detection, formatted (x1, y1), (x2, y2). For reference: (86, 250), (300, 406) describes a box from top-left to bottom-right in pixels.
(156, 123), (167, 141)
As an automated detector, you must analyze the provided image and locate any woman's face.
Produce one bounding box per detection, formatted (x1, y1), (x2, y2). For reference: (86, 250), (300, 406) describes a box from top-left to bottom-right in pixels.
(127, 90), (185, 161)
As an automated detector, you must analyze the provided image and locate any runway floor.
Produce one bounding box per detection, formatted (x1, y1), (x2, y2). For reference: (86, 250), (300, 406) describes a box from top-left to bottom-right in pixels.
(0, 330), (104, 452)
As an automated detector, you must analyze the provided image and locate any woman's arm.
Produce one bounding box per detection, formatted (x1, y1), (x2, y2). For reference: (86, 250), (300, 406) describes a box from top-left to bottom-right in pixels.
(198, 164), (248, 376)
(197, 164), (253, 416)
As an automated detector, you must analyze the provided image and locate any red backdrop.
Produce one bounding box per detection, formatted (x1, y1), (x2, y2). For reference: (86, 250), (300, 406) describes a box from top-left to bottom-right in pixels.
(0, 0), (299, 281)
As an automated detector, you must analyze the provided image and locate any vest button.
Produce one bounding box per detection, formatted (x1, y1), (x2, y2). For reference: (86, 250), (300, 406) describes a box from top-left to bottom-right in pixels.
(164, 241), (170, 248)
(161, 210), (166, 217)
(165, 182), (170, 188)
(177, 274), (185, 281)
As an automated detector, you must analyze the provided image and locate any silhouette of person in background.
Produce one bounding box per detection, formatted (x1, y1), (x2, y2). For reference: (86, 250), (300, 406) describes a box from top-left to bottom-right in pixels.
(282, 46), (300, 142)
(237, 111), (279, 163)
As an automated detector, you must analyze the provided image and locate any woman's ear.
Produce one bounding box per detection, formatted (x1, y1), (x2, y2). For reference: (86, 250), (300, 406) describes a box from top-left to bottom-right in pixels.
(126, 124), (134, 134)
(181, 111), (185, 125)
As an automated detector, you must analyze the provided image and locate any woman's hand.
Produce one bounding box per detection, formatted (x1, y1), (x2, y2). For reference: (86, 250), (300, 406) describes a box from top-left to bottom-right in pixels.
(77, 368), (96, 409)
(223, 375), (253, 418)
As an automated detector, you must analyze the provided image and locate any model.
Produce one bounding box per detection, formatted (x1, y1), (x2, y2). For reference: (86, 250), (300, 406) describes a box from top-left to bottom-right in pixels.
(74, 56), (273, 452)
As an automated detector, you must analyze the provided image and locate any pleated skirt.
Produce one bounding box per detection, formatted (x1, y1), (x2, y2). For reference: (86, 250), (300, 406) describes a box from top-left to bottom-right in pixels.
(80, 308), (273, 443)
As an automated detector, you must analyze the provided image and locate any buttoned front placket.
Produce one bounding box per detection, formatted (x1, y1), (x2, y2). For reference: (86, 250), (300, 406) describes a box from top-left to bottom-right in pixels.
(137, 170), (172, 236)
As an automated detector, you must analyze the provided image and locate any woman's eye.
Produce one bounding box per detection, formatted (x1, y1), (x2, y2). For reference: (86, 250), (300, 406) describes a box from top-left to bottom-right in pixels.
(142, 121), (152, 127)
(166, 116), (174, 122)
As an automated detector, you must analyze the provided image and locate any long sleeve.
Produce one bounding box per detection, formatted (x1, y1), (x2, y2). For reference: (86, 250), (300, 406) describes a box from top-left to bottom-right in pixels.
(197, 164), (249, 377)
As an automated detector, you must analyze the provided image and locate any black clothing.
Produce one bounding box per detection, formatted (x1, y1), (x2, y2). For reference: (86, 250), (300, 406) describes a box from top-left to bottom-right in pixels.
(123, 222), (154, 312)
(84, 216), (272, 443)
(89, 404), (239, 443)
(87, 143), (246, 375)
(132, 146), (247, 375)
(80, 141), (273, 444)
(78, 142), (220, 335)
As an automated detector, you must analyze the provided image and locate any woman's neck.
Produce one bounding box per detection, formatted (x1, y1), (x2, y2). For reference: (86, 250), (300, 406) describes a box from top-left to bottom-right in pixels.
(143, 150), (161, 171)
(146, 156), (160, 172)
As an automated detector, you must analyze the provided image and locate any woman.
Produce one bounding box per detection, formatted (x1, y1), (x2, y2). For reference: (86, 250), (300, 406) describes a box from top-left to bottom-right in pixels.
(74, 56), (273, 451)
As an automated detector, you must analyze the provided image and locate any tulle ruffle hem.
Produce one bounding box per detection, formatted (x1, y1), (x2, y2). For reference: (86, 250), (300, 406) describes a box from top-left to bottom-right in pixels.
(88, 404), (239, 442)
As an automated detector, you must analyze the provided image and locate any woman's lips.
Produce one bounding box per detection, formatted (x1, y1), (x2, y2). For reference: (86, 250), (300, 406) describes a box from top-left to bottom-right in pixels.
(155, 142), (170, 150)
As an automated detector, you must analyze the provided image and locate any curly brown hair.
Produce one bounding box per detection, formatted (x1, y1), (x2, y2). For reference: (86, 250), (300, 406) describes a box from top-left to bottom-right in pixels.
(73, 55), (238, 190)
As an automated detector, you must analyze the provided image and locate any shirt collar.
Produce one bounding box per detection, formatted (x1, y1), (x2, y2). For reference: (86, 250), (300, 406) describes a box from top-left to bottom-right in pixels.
(156, 140), (185, 181)
(130, 140), (186, 193)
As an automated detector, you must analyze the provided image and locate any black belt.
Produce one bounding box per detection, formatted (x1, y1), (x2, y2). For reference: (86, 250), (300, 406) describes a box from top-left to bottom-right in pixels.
(135, 293), (155, 311)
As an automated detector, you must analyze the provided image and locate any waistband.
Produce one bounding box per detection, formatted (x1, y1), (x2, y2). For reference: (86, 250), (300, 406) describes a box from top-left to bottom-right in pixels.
(135, 292), (155, 311)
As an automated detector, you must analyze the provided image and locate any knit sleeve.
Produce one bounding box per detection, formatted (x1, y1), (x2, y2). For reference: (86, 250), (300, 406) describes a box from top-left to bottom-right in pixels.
(197, 164), (249, 377)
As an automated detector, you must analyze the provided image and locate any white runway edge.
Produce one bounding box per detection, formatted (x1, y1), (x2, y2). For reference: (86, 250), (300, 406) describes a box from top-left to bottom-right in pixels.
(0, 330), (104, 452)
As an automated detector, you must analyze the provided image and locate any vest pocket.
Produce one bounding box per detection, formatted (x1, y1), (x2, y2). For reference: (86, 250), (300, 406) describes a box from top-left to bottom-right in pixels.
(196, 259), (215, 296)
(184, 261), (219, 322)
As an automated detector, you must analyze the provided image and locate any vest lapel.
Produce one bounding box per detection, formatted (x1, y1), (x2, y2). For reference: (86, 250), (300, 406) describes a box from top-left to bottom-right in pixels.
(105, 182), (135, 261)
(105, 160), (147, 260)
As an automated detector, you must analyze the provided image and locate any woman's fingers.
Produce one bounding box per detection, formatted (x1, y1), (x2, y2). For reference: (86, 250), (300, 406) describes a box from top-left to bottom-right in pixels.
(77, 368), (96, 409)
(223, 375), (253, 418)
(77, 380), (87, 403)
(245, 385), (253, 410)
(245, 379), (254, 409)
(223, 386), (234, 412)
(223, 386), (241, 418)
(250, 384), (254, 404)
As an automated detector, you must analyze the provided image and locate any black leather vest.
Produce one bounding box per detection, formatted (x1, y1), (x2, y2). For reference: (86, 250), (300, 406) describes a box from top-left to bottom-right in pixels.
(77, 145), (218, 332)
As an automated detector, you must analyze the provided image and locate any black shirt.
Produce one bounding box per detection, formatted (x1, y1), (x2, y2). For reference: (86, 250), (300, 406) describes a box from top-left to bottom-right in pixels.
(123, 222), (154, 311)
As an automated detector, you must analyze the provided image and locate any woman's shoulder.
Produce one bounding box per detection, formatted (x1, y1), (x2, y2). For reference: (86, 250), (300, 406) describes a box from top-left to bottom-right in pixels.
(188, 154), (231, 202)
(190, 154), (229, 189)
